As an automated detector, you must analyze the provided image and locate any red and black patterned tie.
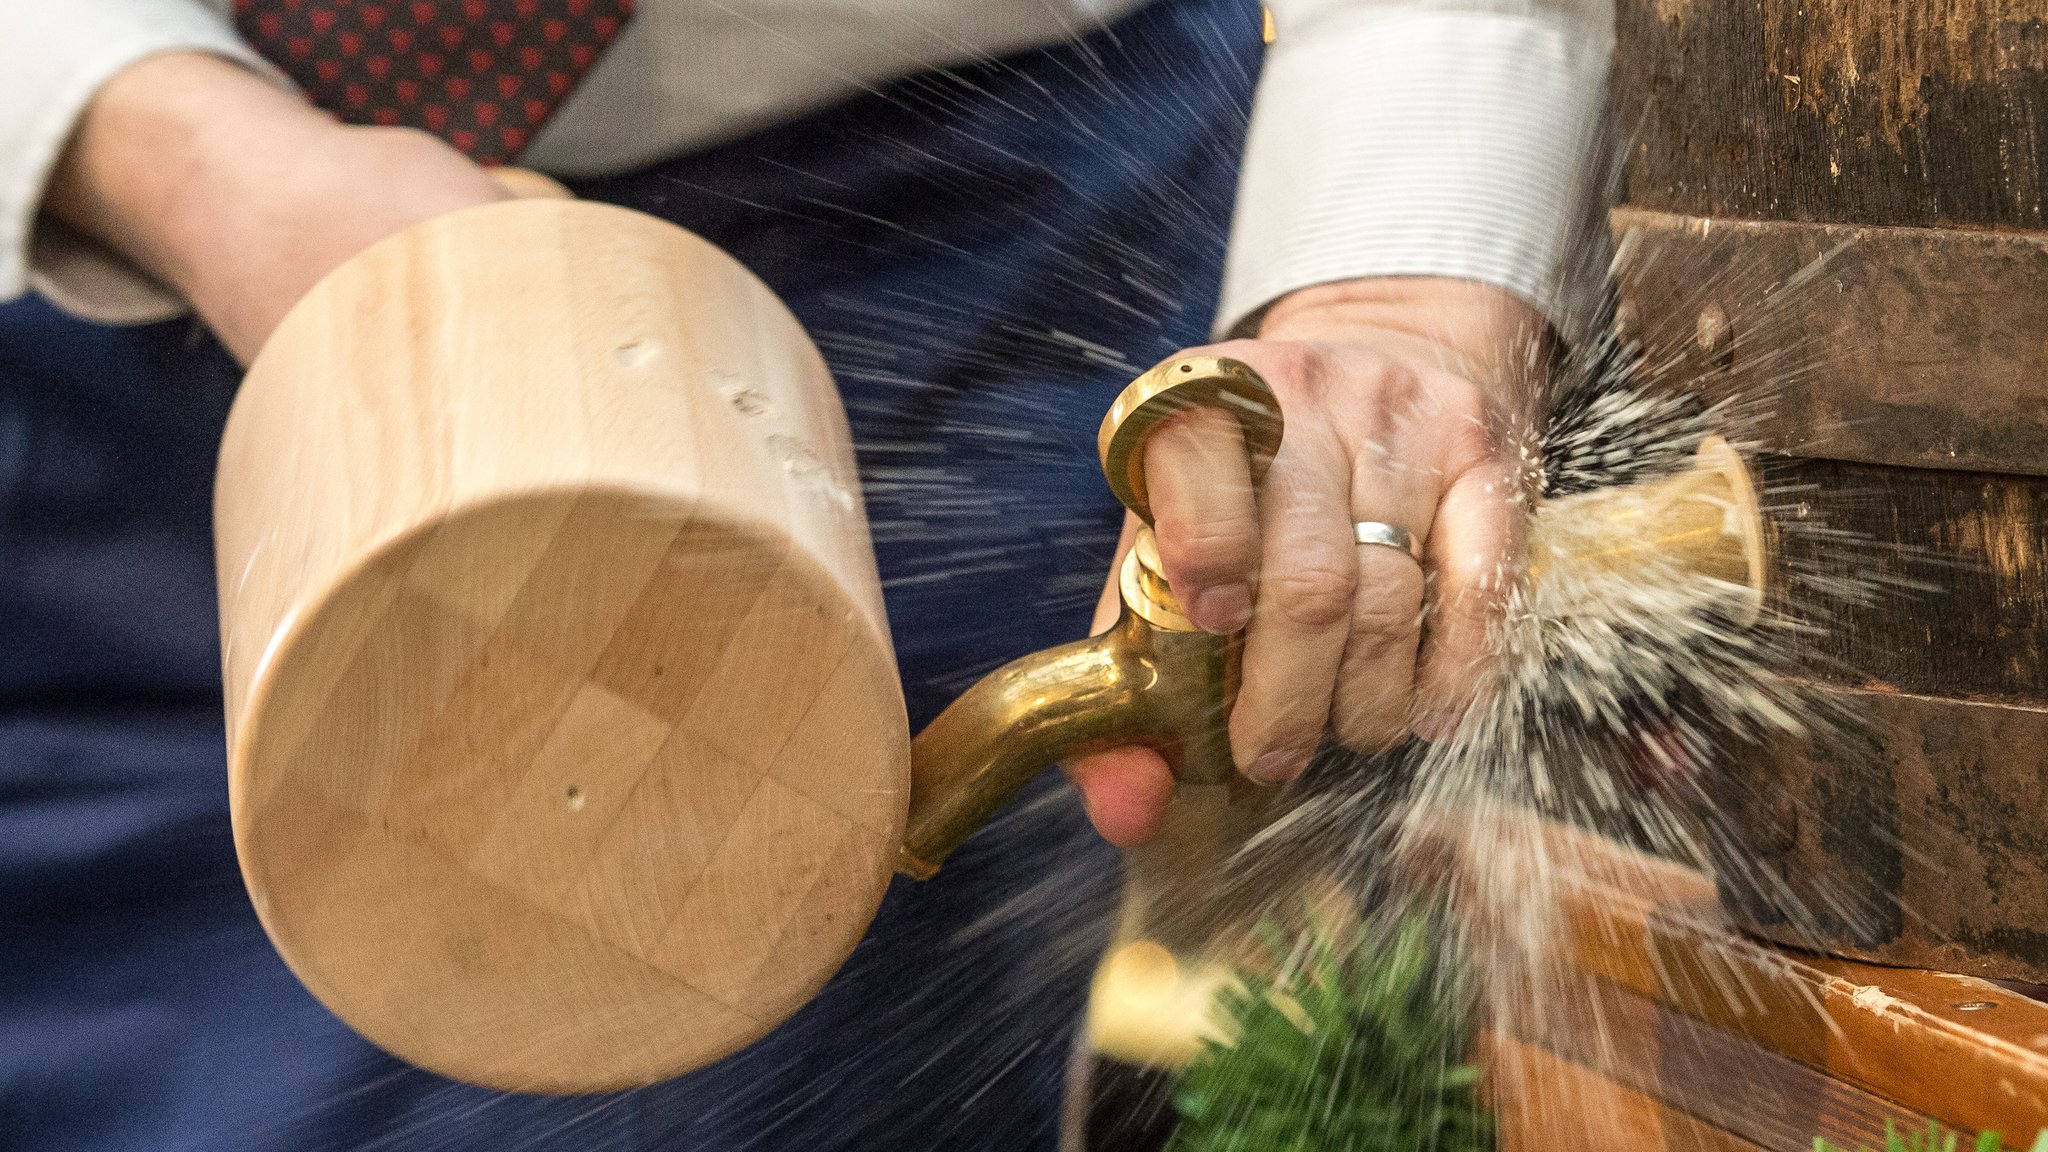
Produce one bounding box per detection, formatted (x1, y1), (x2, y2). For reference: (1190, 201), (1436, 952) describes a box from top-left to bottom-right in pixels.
(233, 0), (634, 165)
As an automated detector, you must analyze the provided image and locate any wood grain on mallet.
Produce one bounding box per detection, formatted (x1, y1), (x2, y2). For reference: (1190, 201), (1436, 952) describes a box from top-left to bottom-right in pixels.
(216, 199), (910, 1092)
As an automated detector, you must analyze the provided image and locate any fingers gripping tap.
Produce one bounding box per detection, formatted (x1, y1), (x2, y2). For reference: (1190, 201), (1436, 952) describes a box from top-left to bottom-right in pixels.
(898, 356), (1283, 877)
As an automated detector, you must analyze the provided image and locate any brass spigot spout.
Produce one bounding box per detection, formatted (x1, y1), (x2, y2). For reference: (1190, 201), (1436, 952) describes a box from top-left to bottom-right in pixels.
(898, 356), (1282, 878)
(1528, 435), (1766, 624)
(897, 567), (1235, 878)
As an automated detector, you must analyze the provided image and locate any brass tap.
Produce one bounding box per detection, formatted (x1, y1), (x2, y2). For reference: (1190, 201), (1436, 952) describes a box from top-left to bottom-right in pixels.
(898, 356), (1282, 878)
(1525, 434), (1766, 625)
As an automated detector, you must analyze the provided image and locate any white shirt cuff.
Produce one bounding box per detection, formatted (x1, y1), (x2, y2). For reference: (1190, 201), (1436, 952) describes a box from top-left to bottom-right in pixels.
(0, 2), (278, 325)
(1217, 5), (1615, 345)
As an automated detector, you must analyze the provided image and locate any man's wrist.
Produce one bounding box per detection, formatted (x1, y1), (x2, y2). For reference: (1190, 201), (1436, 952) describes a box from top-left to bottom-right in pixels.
(1261, 277), (1548, 374)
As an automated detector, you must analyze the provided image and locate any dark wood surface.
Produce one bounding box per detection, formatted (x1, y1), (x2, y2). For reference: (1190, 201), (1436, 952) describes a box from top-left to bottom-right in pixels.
(1611, 208), (2048, 477)
(1546, 4), (2048, 1133)
(1716, 684), (2048, 984)
(1615, 0), (2048, 230)
(1611, 2), (2048, 994)
(1762, 454), (2048, 704)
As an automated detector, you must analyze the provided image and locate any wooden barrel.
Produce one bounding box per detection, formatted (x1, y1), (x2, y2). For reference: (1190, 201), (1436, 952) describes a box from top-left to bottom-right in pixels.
(1612, 0), (2048, 983)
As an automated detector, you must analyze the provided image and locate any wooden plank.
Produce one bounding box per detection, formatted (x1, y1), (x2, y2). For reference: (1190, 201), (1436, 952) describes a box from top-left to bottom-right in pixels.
(1712, 686), (2048, 984)
(1763, 454), (2048, 704)
(1610, 208), (2048, 477)
(1504, 819), (2048, 1139)
(1483, 1031), (1771, 1152)
(1615, 0), (2048, 230)
(1505, 970), (1936, 1152)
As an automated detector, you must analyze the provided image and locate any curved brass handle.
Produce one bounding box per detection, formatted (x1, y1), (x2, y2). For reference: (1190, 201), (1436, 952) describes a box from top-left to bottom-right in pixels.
(1098, 354), (1283, 528)
(898, 357), (1284, 878)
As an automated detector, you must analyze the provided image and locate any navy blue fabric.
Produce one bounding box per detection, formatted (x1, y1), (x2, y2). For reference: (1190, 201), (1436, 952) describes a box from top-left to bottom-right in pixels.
(0, 2), (1261, 1148)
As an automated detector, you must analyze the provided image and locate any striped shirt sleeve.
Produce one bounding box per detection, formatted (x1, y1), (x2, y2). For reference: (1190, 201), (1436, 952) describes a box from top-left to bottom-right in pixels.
(1218, 0), (1616, 345)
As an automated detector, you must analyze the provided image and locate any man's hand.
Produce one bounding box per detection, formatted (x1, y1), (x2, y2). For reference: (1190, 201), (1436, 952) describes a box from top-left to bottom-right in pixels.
(44, 52), (509, 363)
(1066, 277), (1547, 846)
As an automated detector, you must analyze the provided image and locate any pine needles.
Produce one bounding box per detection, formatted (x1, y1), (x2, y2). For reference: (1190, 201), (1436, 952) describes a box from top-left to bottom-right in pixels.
(1815, 1123), (2048, 1152)
(1167, 909), (1493, 1152)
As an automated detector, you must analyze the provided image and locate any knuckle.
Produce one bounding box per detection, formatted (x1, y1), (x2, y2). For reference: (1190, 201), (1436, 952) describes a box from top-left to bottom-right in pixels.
(1315, 353), (1419, 413)
(1158, 515), (1260, 583)
(1334, 708), (1410, 754)
(1351, 619), (1417, 664)
(1345, 563), (1425, 652)
(1346, 602), (1422, 664)
(1267, 557), (1357, 628)
(1325, 358), (1435, 445)
(1445, 412), (1500, 468)
(1367, 359), (1424, 403)
(1258, 340), (1320, 385)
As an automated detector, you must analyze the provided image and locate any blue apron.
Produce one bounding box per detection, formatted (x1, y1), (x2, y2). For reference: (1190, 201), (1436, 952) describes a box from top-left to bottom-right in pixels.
(0, 2), (1259, 1147)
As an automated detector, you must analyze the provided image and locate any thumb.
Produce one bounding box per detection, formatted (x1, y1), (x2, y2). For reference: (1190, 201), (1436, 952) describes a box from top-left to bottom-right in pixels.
(1067, 513), (1175, 845)
(1063, 748), (1174, 847)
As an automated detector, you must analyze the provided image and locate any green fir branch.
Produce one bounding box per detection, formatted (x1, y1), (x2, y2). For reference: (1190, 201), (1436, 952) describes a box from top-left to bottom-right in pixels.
(1814, 1122), (2048, 1152)
(1167, 908), (1494, 1152)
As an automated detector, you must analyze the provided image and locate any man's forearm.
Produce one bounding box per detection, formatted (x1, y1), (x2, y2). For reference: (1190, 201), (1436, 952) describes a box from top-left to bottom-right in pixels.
(45, 51), (507, 362)
(46, 53), (321, 304)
